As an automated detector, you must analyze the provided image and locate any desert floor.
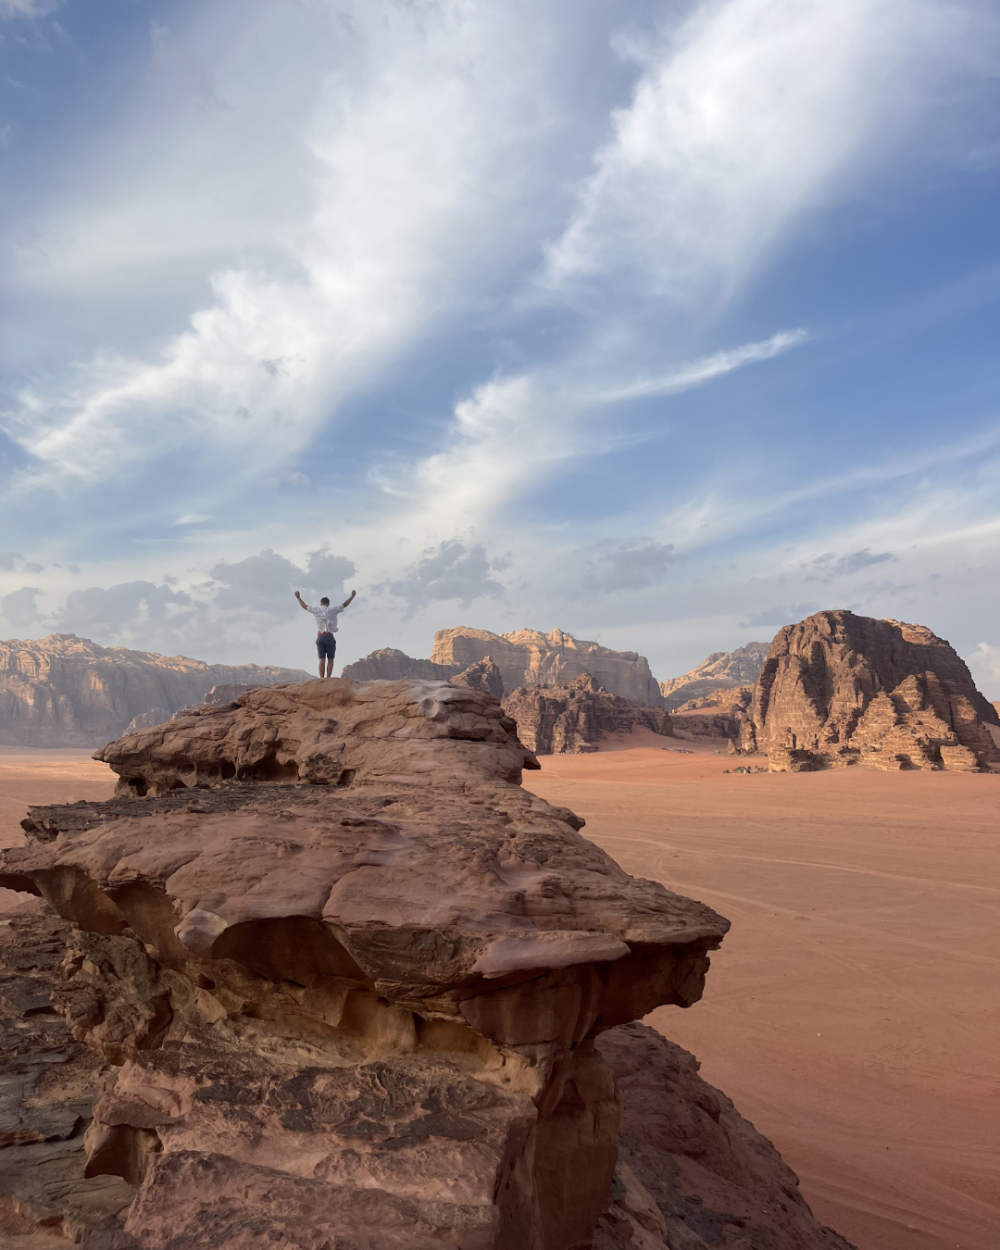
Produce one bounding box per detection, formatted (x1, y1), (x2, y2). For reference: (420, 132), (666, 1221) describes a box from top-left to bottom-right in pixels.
(524, 735), (1000, 1250)
(1, 745), (997, 1250)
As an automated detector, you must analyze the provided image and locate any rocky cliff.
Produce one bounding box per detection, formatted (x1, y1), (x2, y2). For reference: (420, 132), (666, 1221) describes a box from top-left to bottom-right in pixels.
(0, 676), (852, 1248)
(502, 674), (674, 755)
(0, 634), (309, 748)
(344, 627), (666, 707)
(734, 611), (1000, 772)
(659, 643), (768, 711)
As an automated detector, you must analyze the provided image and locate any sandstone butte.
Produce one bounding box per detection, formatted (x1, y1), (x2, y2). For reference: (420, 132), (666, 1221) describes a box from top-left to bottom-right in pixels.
(733, 609), (1000, 773)
(343, 628), (666, 709)
(0, 677), (853, 1250)
(657, 643), (768, 712)
(0, 634), (309, 748)
(501, 674), (674, 756)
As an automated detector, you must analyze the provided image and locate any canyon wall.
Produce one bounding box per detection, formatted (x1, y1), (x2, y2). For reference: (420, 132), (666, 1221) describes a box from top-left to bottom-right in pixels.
(0, 634), (309, 747)
(734, 610), (1000, 772)
(0, 676), (852, 1248)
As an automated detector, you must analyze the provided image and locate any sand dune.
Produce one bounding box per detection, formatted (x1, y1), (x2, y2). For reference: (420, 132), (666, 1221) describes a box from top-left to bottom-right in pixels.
(524, 739), (1000, 1250)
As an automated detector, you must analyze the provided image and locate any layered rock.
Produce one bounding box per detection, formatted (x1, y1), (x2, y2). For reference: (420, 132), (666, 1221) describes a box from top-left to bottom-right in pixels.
(502, 675), (673, 755)
(344, 628), (666, 707)
(1, 675), (730, 1249)
(0, 634), (309, 748)
(452, 657), (506, 700)
(659, 644), (768, 712)
(734, 611), (1000, 772)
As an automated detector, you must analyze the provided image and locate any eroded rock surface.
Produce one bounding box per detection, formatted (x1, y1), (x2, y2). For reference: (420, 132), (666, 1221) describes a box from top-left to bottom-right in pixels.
(345, 628), (666, 708)
(659, 645), (768, 712)
(592, 1024), (856, 1250)
(502, 675), (673, 755)
(452, 657), (506, 701)
(0, 634), (309, 748)
(733, 611), (1000, 772)
(0, 676), (730, 1249)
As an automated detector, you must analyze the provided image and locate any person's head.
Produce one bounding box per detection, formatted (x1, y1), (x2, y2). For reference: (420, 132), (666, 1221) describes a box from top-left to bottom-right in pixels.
(320, 596), (330, 606)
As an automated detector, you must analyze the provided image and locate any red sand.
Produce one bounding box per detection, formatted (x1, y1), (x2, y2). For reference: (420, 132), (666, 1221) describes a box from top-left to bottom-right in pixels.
(524, 738), (1000, 1250)
(1, 744), (997, 1250)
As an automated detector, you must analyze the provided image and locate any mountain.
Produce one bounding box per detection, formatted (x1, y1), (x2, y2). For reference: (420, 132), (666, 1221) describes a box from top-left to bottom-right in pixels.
(658, 642), (769, 711)
(0, 633), (310, 747)
(343, 626), (666, 707)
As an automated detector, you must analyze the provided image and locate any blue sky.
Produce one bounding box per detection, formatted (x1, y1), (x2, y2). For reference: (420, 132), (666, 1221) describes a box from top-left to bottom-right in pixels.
(1, 0), (999, 696)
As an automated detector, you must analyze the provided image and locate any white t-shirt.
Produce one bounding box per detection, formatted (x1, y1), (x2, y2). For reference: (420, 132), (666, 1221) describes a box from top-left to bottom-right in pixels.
(307, 603), (346, 633)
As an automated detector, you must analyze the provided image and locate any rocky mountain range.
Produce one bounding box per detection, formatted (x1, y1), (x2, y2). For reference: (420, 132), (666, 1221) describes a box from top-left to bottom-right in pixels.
(502, 674), (675, 755)
(0, 634), (309, 747)
(344, 626), (666, 707)
(734, 610), (1000, 772)
(0, 675), (853, 1249)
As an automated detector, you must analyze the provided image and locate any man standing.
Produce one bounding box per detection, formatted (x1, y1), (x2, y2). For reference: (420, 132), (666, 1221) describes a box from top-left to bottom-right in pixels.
(294, 588), (356, 678)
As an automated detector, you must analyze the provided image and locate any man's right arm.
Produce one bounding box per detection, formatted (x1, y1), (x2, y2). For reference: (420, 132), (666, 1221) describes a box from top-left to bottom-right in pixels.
(294, 591), (311, 612)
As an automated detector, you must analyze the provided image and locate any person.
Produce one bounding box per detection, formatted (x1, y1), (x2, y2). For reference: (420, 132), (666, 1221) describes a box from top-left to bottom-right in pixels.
(294, 588), (356, 678)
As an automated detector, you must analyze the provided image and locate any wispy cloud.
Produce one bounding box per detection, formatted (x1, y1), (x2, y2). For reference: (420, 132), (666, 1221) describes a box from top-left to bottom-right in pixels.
(593, 329), (808, 402)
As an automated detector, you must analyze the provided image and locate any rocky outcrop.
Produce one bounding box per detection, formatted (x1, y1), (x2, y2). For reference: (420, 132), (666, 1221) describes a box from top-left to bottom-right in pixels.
(0, 675), (728, 1248)
(344, 628), (666, 707)
(734, 611), (1000, 772)
(659, 644), (768, 712)
(502, 675), (673, 755)
(593, 1023), (855, 1250)
(0, 634), (310, 748)
(452, 657), (506, 700)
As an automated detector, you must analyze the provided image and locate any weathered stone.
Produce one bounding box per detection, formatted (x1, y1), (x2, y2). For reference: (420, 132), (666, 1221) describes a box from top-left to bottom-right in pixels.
(502, 675), (673, 755)
(659, 645), (768, 712)
(0, 634), (309, 748)
(733, 611), (1000, 772)
(345, 628), (666, 707)
(592, 1023), (856, 1250)
(452, 657), (505, 700)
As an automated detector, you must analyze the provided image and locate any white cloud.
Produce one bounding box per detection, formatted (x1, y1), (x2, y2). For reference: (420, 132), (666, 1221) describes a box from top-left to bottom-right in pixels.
(377, 540), (510, 618)
(0, 0), (61, 17)
(547, 0), (972, 302)
(968, 642), (1000, 700)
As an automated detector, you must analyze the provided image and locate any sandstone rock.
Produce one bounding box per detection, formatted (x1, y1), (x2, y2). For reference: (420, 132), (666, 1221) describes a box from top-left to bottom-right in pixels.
(0, 634), (310, 748)
(451, 657), (505, 700)
(501, 675), (674, 755)
(733, 611), (1000, 772)
(344, 628), (666, 707)
(659, 645), (768, 712)
(592, 1023), (856, 1250)
(123, 709), (172, 736)
(0, 675), (730, 1248)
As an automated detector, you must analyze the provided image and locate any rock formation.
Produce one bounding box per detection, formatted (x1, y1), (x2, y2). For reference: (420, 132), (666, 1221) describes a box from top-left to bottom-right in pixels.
(502, 675), (674, 755)
(0, 634), (310, 748)
(344, 627), (666, 707)
(451, 657), (506, 700)
(733, 611), (1000, 773)
(659, 644), (768, 712)
(666, 688), (752, 743)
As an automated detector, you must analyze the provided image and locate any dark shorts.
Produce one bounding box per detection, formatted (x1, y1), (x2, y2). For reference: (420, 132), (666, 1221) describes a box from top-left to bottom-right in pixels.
(316, 633), (337, 661)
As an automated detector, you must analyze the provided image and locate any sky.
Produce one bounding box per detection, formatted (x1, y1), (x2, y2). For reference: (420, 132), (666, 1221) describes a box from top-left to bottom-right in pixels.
(1, 0), (999, 696)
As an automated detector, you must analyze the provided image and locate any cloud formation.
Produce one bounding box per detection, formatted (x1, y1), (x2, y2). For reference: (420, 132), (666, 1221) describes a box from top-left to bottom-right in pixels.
(579, 540), (682, 594)
(739, 602), (822, 629)
(380, 540), (510, 617)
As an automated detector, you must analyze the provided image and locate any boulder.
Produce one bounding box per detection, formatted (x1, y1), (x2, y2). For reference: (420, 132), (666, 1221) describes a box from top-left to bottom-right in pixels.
(734, 611), (1000, 772)
(0, 634), (310, 748)
(659, 645), (768, 712)
(502, 674), (673, 755)
(344, 628), (666, 708)
(0, 674), (728, 1248)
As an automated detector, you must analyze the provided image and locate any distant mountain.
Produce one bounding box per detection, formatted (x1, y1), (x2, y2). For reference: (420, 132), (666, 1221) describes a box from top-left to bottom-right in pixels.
(658, 642), (769, 712)
(0, 634), (310, 747)
(343, 626), (666, 707)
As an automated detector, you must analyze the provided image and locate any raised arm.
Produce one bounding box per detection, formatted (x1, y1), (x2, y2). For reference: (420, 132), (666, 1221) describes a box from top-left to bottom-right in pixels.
(294, 591), (311, 612)
(342, 589), (357, 609)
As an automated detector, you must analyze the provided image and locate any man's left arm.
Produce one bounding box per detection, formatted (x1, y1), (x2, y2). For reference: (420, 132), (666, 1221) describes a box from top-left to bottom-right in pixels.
(341, 589), (357, 609)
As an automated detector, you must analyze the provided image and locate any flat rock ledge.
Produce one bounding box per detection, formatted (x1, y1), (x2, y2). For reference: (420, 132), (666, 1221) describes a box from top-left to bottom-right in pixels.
(0, 677), (850, 1249)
